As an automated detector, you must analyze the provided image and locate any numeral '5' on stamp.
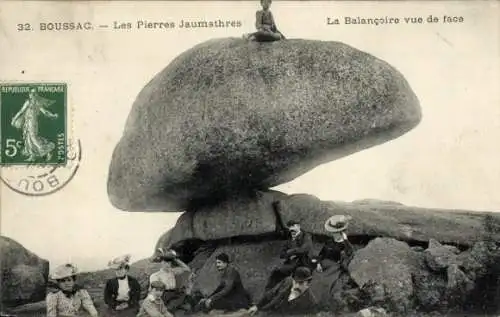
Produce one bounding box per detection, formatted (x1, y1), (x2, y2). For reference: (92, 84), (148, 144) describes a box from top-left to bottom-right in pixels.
(0, 83), (67, 165)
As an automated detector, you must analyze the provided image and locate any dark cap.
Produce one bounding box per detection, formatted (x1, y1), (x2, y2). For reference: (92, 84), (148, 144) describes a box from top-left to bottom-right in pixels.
(215, 253), (230, 264)
(292, 267), (313, 282)
(286, 220), (299, 227)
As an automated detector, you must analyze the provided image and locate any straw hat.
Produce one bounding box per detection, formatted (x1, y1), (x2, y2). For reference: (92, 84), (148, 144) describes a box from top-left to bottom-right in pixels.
(151, 248), (177, 263)
(50, 263), (78, 280)
(324, 215), (352, 233)
(108, 254), (131, 269)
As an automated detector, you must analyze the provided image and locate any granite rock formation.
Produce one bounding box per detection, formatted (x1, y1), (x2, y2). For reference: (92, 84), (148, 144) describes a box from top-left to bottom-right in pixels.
(108, 37), (421, 212)
(153, 192), (500, 314)
(0, 236), (49, 308)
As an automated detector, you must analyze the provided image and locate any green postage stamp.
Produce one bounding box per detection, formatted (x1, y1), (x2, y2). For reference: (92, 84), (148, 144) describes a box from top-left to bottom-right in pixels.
(0, 83), (67, 165)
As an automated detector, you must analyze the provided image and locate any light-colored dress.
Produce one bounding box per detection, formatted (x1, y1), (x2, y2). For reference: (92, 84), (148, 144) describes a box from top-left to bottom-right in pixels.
(149, 267), (187, 291)
(11, 96), (56, 160)
(46, 289), (98, 317)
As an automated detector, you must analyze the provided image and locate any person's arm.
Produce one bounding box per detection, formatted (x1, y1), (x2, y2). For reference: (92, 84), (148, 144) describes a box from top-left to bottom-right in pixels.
(269, 11), (278, 32)
(40, 107), (58, 118)
(132, 278), (143, 307)
(80, 290), (99, 317)
(148, 275), (155, 292)
(249, 280), (284, 315)
(344, 238), (354, 257)
(142, 297), (173, 317)
(287, 233), (314, 256)
(46, 292), (58, 317)
(104, 279), (116, 308)
(280, 240), (291, 259)
(208, 269), (236, 303)
(171, 258), (191, 275)
(257, 278), (289, 310)
(255, 10), (264, 30)
(11, 101), (29, 124)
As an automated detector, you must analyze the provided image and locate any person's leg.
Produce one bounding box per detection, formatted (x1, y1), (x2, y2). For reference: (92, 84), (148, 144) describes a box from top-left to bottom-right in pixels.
(264, 263), (295, 290)
(264, 268), (284, 290)
(165, 290), (188, 312)
(279, 262), (297, 276)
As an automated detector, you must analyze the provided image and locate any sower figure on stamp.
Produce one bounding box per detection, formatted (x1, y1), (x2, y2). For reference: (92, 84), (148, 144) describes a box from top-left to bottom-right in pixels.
(244, 0), (285, 42)
(196, 253), (252, 314)
(149, 248), (192, 315)
(264, 220), (314, 291)
(11, 88), (58, 162)
(103, 255), (141, 316)
(248, 267), (319, 316)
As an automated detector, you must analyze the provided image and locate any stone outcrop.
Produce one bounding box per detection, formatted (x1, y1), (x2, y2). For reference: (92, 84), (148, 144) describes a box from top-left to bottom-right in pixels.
(348, 238), (420, 313)
(107, 37), (421, 212)
(424, 239), (460, 272)
(152, 193), (500, 315)
(155, 191), (500, 252)
(0, 236), (49, 308)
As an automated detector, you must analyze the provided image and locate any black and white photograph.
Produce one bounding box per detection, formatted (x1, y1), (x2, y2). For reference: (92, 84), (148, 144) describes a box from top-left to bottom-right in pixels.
(0, 1), (499, 316)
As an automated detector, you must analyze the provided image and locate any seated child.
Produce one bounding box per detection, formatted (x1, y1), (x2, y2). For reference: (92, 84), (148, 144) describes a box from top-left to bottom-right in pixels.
(244, 0), (285, 42)
(137, 281), (174, 317)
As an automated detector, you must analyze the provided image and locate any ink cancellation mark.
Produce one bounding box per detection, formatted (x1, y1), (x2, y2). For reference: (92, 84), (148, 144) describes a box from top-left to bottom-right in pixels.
(0, 83), (67, 165)
(0, 139), (81, 196)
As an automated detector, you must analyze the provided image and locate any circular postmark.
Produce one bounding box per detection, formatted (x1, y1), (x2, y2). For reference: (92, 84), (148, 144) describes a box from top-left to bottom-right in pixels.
(0, 139), (81, 196)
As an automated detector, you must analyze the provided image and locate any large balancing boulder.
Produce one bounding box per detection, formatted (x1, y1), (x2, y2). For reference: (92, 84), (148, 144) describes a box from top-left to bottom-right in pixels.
(0, 236), (49, 308)
(108, 37), (421, 211)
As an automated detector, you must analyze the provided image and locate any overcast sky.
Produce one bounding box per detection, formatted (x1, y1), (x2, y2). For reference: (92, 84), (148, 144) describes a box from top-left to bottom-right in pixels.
(1, 1), (499, 272)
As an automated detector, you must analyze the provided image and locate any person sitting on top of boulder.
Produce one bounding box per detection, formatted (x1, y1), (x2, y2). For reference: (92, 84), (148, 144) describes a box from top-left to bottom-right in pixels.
(314, 215), (355, 272)
(137, 281), (173, 317)
(264, 220), (314, 291)
(196, 253), (252, 314)
(46, 263), (99, 317)
(248, 266), (319, 316)
(243, 0), (285, 42)
(149, 248), (192, 314)
(103, 254), (141, 316)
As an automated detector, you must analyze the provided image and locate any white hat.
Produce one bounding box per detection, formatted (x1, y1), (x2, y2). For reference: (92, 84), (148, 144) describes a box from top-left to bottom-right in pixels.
(324, 215), (352, 233)
(151, 248), (177, 263)
(50, 263), (78, 280)
(108, 254), (131, 269)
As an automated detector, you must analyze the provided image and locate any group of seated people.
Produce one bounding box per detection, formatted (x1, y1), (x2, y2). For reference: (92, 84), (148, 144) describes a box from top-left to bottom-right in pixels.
(45, 214), (354, 317)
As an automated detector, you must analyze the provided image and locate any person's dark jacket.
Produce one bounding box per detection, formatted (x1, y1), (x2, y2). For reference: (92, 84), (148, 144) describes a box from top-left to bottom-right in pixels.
(317, 239), (354, 270)
(104, 275), (142, 310)
(280, 231), (314, 268)
(208, 265), (252, 311)
(256, 276), (319, 315)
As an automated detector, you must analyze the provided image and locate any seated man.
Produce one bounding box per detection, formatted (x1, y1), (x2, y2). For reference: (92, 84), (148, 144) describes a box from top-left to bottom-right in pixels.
(244, 0), (285, 42)
(197, 253), (252, 313)
(104, 254), (141, 316)
(264, 220), (314, 291)
(248, 267), (319, 316)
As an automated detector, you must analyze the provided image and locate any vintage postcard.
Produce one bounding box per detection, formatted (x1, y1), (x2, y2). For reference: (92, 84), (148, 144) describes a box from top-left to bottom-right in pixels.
(0, 1), (499, 317)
